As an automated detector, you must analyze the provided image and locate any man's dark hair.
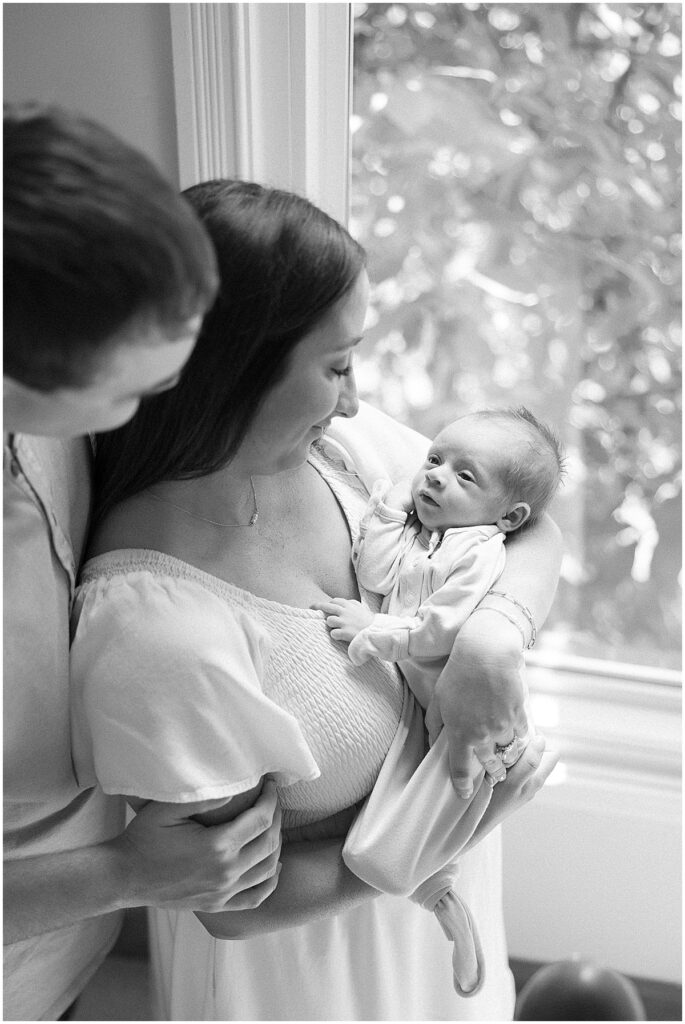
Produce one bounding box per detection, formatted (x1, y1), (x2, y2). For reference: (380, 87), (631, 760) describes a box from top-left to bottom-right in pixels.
(4, 102), (218, 391)
(93, 178), (366, 522)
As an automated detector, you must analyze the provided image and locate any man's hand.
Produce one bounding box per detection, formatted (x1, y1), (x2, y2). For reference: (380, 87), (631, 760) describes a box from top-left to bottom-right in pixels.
(111, 779), (283, 912)
(313, 597), (375, 643)
(3, 782), (283, 944)
(424, 610), (530, 799)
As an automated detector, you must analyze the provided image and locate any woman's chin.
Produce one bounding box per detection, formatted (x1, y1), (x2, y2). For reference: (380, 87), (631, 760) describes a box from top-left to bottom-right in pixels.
(270, 445), (313, 474)
(254, 433), (323, 476)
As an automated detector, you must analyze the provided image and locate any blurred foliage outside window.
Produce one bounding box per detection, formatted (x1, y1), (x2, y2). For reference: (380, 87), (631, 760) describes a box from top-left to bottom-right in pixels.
(351, 2), (681, 670)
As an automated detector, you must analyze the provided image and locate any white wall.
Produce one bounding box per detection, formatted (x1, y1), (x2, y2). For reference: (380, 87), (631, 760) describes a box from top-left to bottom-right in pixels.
(502, 663), (681, 983)
(3, 3), (179, 183)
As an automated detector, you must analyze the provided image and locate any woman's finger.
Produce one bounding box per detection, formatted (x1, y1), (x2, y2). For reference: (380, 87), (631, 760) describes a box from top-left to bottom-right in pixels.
(480, 752), (506, 785)
(523, 733), (546, 768)
(520, 749), (560, 800)
(505, 734), (545, 780)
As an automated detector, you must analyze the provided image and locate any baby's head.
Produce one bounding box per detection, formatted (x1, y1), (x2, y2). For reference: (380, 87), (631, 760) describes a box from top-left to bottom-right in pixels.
(411, 407), (564, 534)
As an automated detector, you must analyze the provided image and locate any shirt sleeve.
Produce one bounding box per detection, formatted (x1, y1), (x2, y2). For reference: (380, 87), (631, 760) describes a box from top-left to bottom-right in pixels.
(352, 479), (412, 595)
(70, 572), (320, 803)
(348, 532), (506, 664)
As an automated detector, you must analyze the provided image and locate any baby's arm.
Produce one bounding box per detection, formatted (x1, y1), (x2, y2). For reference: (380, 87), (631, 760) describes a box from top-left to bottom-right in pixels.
(353, 479), (415, 595)
(318, 534), (505, 665)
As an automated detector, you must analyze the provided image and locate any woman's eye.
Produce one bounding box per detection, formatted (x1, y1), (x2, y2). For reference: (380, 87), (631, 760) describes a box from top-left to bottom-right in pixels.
(332, 365), (352, 378)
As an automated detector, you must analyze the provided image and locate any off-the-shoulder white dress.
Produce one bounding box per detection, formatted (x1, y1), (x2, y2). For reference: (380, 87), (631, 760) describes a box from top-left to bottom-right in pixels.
(70, 409), (515, 1021)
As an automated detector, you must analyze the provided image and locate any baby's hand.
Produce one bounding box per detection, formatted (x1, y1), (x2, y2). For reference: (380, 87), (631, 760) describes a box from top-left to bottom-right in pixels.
(385, 478), (415, 514)
(312, 598), (375, 642)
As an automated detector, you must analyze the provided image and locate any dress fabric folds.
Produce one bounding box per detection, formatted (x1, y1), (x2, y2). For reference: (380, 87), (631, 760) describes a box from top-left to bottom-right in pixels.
(71, 405), (516, 1020)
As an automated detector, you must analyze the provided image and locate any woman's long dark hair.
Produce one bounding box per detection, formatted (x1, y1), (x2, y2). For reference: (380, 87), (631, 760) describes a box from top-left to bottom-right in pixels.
(93, 179), (366, 523)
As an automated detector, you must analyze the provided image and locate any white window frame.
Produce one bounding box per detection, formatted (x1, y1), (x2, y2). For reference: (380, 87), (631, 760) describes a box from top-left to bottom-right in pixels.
(170, 2), (352, 223)
(170, 1), (681, 795)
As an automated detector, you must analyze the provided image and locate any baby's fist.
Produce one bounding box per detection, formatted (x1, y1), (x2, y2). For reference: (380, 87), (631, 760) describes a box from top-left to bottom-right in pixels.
(312, 597), (374, 642)
(386, 479), (415, 514)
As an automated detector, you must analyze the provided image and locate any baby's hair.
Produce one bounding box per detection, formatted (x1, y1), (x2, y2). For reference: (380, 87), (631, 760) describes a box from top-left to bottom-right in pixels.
(465, 406), (565, 525)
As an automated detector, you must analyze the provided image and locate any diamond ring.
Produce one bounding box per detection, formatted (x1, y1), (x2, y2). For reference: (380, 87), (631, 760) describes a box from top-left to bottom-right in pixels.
(495, 735), (518, 759)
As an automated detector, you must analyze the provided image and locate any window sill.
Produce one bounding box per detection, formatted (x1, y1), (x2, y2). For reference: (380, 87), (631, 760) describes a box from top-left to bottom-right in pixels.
(525, 650), (681, 790)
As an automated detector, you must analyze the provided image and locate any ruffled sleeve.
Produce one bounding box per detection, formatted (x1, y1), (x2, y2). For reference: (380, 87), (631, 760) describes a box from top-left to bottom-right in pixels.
(70, 569), (320, 802)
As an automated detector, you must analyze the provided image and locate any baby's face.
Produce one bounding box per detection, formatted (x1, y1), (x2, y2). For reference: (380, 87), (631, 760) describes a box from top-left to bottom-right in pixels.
(411, 418), (520, 532)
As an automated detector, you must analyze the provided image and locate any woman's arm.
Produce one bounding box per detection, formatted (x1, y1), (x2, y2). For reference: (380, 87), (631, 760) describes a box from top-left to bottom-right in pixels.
(196, 834), (379, 939)
(424, 513), (563, 797)
(484, 511), (563, 628)
(193, 799), (378, 939)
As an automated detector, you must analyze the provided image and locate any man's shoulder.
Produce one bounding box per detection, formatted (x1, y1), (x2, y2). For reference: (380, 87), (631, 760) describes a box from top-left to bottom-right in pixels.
(6, 434), (93, 571)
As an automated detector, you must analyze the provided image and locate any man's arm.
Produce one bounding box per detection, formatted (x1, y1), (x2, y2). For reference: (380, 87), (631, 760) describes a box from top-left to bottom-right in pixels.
(4, 781), (282, 945)
(425, 514), (563, 796)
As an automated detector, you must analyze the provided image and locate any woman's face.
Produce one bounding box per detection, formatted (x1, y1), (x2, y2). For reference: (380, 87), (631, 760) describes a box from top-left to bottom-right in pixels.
(236, 270), (369, 475)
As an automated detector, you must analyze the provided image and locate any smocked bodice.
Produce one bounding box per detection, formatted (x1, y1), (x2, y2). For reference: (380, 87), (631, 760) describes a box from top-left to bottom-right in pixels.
(74, 446), (405, 828)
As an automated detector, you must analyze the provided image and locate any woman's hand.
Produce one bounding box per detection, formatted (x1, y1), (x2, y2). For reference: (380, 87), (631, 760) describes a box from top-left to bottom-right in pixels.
(463, 735), (559, 853)
(424, 610), (530, 799)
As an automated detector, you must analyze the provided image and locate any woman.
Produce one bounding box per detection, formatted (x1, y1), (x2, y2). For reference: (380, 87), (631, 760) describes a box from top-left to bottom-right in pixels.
(70, 180), (560, 1020)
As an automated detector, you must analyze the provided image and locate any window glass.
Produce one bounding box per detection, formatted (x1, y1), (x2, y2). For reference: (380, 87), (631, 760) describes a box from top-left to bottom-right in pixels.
(351, 2), (681, 670)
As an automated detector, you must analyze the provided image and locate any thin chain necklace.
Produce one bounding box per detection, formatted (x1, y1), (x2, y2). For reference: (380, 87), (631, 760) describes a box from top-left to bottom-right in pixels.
(144, 477), (259, 527)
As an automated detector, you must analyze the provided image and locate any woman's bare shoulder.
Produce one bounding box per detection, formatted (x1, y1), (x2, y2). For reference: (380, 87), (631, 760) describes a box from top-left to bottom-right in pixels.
(86, 493), (176, 560)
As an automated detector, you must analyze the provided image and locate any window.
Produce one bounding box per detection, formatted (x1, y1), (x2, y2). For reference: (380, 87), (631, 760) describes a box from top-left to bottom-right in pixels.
(351, 2), (681, 672)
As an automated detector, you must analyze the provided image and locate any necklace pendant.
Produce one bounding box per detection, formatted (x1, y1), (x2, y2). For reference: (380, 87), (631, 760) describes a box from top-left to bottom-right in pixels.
(249, 510), (259, 527)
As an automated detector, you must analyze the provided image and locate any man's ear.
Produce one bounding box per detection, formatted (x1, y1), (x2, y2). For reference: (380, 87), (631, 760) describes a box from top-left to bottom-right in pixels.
(496, 502), (531, 534)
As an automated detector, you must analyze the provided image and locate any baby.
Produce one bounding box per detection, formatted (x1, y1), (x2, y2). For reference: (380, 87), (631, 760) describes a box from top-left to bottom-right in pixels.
(317, 407), (563, 997)
(320, 406), (564, 710)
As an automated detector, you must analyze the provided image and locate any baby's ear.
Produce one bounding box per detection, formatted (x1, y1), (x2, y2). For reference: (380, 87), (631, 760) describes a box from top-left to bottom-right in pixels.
(497, 502), (531, 534)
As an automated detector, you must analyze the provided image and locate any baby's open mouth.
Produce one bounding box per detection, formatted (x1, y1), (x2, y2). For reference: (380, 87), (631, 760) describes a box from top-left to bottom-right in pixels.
(418, 490), (440, 507)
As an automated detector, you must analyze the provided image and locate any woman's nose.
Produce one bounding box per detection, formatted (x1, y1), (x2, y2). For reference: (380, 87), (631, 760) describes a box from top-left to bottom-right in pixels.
(335, 371), (359, 419)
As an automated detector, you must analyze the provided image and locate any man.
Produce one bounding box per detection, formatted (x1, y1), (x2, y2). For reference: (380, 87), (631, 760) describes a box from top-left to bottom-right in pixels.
(4, 103), (281, 1021)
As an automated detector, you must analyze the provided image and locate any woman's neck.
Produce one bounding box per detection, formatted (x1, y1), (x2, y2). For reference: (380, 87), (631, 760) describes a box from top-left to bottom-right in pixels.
(149, 465), (260, 528)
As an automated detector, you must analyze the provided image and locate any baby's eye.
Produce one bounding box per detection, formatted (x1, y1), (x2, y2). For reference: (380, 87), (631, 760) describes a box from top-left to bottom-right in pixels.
(427, 454), (440, 466)
(458, 470), (475, 483)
